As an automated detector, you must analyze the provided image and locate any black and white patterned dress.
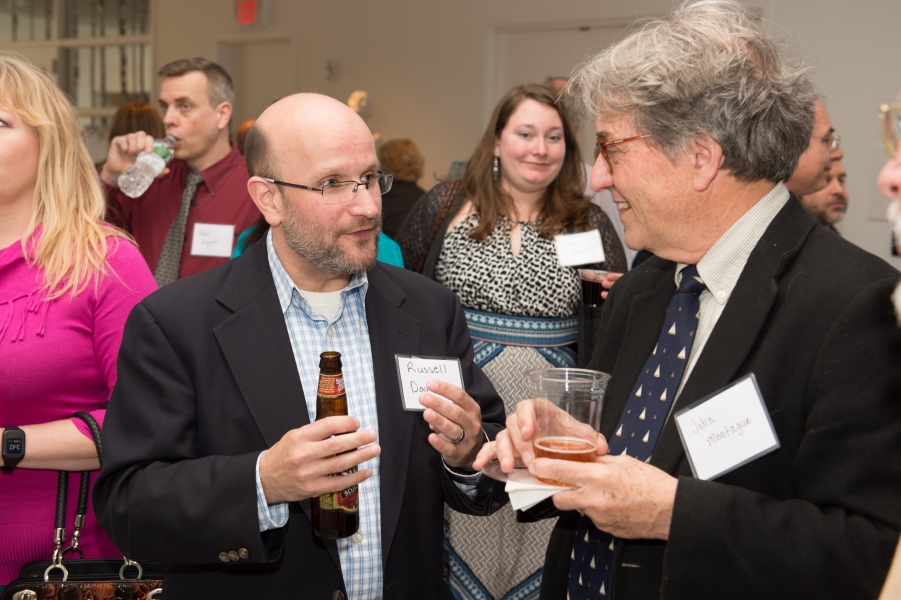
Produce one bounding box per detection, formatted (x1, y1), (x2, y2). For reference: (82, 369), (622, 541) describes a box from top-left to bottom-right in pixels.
(436, 214), (582, 600)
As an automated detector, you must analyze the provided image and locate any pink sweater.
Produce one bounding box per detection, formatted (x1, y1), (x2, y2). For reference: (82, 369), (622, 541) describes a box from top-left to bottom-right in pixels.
(0, 230), (156, 584)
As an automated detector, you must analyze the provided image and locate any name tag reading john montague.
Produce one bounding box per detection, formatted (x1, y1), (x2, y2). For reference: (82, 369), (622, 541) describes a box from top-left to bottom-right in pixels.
(190, 223), (235, 257)
(674, 373), (779, 481)
(395, 355), (464, 411)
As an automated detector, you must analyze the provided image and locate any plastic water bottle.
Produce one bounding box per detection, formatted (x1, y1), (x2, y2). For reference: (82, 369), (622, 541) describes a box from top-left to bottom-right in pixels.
(117, 135), (177, 198)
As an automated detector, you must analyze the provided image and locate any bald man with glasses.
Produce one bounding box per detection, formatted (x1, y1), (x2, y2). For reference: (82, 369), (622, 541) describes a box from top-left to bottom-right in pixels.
(94, 93), (507, 600)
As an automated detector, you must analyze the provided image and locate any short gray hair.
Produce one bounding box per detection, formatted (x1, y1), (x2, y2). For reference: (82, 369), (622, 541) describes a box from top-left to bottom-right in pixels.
(159, 57), (236, 109)
(568, 0), (818, 183)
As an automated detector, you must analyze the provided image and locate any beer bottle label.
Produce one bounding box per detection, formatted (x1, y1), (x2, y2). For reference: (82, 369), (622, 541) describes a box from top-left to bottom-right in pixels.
(318, 486), (359, 513)
(318, 374), (345, 399)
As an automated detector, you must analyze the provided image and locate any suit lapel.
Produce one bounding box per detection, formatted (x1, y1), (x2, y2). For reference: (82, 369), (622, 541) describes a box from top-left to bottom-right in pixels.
(364, 266), (421, 571)
(650, 197), (815, 474)
(211, 242), (342, 569)
(213, 242), (310, 445)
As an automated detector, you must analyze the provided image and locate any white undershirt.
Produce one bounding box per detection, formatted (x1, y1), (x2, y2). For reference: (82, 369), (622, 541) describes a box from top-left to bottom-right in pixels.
(298, 289), (343, 322)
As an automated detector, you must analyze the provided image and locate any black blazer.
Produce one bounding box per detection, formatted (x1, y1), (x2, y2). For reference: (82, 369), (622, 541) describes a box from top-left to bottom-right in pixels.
(93, 240), (507, 599)
(539, 198), (901, 599)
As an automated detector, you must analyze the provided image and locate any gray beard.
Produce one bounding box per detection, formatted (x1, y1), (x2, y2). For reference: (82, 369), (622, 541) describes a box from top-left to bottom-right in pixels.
(281, 199), (381, 275)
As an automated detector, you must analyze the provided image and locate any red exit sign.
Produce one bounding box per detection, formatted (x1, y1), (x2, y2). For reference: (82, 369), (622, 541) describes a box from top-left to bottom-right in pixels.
(237, 1), (258, 25)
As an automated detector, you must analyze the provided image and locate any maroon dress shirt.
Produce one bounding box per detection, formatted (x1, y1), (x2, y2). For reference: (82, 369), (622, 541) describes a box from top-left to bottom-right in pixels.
(105, 144), (259, 279)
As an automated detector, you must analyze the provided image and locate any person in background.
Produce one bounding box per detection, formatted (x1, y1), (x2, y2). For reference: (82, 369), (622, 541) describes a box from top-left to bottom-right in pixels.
(0, 54), (156, 590)
(377, 139), (426, 239)
(397, 83), (626, 600)
(786, 100), (843, 197)
(100, 57), (259, 286)
(800, 158), (848, 231)
(478, 2), (901, 597)
(878, 98), (901, 317)
(108, 101), (164, 141)
(236, 118), (255, 155)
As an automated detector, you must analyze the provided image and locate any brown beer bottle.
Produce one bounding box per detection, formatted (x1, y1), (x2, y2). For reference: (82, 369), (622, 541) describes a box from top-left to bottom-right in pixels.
(312, 351), (360, 539)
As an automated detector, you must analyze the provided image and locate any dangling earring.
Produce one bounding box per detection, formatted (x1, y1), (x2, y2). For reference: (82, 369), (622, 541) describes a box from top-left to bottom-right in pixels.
(492, 156), (499, 181)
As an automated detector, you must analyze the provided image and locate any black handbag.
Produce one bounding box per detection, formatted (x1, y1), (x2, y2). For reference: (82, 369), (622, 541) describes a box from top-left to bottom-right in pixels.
(0, 412), (164, 600)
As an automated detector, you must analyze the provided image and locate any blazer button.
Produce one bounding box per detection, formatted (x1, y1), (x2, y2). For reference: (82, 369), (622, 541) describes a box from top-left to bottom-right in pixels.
(218, 552), (229, 563)
(238, 548), (249, 559)
(491, 501), (501, 512)
(228, 551), (239, 561)
(332, 591), (346, 600)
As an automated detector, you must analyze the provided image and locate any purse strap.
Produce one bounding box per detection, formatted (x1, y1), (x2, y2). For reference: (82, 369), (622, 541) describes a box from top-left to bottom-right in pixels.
(416, 180), (460, 274)
(45, 412), (104, 581)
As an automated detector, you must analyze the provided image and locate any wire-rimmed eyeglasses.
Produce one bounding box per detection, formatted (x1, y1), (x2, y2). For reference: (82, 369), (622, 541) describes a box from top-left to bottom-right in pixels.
(880, 103), (901, 160)
(813, 133), (841, 152)
(596, 134), (652, 174)
(257, 172), (393, 204)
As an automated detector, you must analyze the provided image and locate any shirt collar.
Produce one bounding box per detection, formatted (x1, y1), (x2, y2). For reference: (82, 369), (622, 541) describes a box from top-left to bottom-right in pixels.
(196, 143), (244, 197)
(677, 183), (790, 305)
(266, 229), (368, 316)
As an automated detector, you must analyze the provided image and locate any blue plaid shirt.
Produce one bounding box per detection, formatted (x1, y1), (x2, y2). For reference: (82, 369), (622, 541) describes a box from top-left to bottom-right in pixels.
(256, 231), (383, 600)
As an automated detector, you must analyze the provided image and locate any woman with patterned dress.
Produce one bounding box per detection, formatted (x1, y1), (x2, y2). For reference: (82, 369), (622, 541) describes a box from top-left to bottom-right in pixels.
(397, 84), (626, 600)
(0, 54), (156, 590)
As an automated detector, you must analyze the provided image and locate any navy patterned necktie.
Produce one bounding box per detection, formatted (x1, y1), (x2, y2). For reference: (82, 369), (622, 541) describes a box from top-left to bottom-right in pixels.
(568, 264), (706, 598)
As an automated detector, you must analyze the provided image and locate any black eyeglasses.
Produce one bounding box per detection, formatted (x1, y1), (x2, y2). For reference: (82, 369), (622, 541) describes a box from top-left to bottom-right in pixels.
(596, 134), (652, 174)
(257, 172), (393, 204)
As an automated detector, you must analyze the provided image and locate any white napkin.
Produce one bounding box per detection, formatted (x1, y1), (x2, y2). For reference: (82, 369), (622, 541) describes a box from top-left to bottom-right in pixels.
(505, 478), (573, 511)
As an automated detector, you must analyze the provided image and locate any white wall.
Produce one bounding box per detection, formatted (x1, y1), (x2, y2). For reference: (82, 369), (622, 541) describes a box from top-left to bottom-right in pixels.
(18, 0), (898, 266)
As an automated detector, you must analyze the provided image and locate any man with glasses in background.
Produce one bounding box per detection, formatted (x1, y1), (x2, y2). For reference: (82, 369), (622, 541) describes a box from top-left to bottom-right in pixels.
(476, 1), (901, 598)
(786, 100), (844, 197)
(94, 93), (507, 599)
(800, 158), (849, 231)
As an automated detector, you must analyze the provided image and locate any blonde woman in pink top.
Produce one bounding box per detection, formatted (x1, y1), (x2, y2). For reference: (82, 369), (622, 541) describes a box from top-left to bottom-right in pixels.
(0, 54), (156, 587)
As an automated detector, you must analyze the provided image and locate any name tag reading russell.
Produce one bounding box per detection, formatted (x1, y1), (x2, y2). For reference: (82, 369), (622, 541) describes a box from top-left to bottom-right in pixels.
(191, 223), (235, 258)
(395, 355), (464, 412)
(674, 373), (779, 481)
(554, 230), (605, 267)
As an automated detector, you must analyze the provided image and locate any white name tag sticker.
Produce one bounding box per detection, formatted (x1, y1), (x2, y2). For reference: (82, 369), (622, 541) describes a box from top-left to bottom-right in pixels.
(190, 223), (235, 257)
(395, 355), (464, 411)
(674, 373), (779, 481)
(554, 230), (605, 267)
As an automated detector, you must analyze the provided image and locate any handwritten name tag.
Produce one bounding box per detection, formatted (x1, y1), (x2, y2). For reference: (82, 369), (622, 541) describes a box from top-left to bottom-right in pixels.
(395, 355), (464, 411)
(191, 223), (235, 257)
(674, 374), (779, 481)
(554, 230), (606, 267)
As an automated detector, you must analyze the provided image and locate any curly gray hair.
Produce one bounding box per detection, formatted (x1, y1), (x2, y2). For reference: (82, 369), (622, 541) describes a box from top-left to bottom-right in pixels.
(567, 0), (818, 183)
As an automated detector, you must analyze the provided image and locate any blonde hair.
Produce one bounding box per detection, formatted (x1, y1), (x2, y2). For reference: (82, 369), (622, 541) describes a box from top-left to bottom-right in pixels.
(0, 52), (129, 298)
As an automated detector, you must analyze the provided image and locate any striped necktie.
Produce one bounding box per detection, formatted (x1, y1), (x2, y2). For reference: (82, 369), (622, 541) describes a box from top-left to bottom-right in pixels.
(154, 171), (204, 287)
(567, 264), (706, 599)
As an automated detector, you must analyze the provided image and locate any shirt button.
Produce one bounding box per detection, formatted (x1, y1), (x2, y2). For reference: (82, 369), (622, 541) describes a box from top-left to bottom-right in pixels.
(327, 326), (336, 338)
(716, 290), (726, 301)
(218, 552), (229, 562)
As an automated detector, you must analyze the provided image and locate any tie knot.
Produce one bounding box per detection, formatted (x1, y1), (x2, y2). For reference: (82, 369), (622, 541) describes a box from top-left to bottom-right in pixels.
(186, 171), (204, 187)
(678, 264), (706, 295)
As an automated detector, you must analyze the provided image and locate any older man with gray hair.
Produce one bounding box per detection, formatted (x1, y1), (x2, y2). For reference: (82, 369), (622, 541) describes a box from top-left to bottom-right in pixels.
(476, 2), (901, 598)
